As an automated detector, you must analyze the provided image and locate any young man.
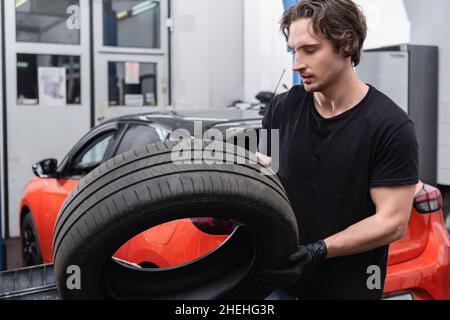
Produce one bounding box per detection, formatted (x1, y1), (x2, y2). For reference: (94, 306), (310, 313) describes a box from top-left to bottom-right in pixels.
(258, 0), (419, 300)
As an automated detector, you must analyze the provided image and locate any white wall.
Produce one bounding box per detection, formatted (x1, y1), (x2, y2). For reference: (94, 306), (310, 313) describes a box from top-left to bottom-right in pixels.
(354, 0), (410, 49)
(243, 0), (292, 102)
(171, 0), (244, 110)
(172, 0), (291, 109)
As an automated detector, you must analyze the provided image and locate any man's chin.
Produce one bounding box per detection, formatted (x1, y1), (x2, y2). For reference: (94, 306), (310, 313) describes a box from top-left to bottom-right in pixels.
(303, 81), (326, 93)
(303, 83), (317, 92)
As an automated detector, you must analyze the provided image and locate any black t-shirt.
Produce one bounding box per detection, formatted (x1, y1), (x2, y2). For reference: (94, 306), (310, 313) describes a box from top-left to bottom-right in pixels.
(262, 85), (419, 300)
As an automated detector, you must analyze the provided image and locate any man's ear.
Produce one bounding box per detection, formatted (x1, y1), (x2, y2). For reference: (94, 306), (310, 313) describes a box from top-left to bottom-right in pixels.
(339, 41), (353, 58)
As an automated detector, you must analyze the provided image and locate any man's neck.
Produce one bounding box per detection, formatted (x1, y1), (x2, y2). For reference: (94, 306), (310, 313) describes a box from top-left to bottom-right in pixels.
(313, 69), (369, 118)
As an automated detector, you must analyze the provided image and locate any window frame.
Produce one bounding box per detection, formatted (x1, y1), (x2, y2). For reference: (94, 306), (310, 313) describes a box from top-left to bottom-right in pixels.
(93, 0), (170, 123)
(95, 53), (167, 120)
(5, 0), (91, 109)
(106, 60), (159, 108)
(16, 53), (82, 106)
(15, 0), (82, 46)
(93, 0), (168, 56)
(112, 121), (172, 157)
(58, 122), (123, 179)
(69, 130), (116, 175)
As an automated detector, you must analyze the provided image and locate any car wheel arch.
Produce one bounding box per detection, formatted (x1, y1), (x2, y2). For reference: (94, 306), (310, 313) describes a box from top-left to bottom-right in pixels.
(20, 206), (32, 227)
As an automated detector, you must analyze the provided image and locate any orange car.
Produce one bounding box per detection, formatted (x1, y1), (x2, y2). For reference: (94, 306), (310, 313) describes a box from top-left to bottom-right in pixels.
(383, 181), (450, 300)
(19, 113), (450, 300)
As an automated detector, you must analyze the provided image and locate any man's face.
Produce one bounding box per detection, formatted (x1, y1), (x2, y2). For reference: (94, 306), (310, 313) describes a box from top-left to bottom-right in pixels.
(288, 18), (350, 93)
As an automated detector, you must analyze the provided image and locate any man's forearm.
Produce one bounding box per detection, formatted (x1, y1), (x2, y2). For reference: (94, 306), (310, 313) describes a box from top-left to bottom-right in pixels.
(324, 212), (407, 259)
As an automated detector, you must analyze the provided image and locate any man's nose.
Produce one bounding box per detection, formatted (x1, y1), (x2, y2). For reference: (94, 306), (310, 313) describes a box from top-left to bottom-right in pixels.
(292, 54), (306, 72)
(293, 61), (307, 73)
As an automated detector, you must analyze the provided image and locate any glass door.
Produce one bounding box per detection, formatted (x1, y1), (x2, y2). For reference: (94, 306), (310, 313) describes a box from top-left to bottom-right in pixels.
(4, 0), (91, 237)
(93, 0), (169, 124)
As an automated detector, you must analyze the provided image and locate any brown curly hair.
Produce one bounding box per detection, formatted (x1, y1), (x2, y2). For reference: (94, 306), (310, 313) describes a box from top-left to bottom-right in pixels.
(280, 0), (367, 66)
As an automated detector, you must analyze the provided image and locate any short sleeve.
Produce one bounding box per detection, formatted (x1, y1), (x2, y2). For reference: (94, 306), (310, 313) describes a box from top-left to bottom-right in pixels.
(369, 120), (419, 188)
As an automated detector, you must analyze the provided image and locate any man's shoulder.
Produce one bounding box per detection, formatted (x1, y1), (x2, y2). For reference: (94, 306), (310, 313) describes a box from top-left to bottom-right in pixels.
(274, 85), (307, 101)
(263, 86), (307, 128)
(271, 85), (307, 111)
(366, 85), (413, 130)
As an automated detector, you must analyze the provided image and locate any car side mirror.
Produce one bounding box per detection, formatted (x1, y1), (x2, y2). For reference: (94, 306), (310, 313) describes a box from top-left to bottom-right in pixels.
(32, 159), (58, 179)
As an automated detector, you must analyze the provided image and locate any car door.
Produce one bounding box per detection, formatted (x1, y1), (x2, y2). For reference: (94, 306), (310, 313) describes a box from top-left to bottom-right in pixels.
(38, 125), (120, 263)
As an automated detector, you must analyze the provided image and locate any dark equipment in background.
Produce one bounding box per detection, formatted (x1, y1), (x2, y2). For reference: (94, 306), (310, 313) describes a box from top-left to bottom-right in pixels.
(227, 69), (289, 116)
(257, 69), (288, 116)
(255, 91), (275, 115)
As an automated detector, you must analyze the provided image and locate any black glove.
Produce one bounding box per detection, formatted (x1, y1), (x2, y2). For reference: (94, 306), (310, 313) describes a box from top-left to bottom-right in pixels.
(259, 240), (328, 290)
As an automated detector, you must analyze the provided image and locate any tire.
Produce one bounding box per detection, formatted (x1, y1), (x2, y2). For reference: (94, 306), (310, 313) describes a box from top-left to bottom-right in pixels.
(53, 140), (298, 300)
(21, 212), (43, 267)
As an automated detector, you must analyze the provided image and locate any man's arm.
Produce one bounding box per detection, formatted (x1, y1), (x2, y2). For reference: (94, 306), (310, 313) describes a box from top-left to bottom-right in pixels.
(254, 152), (417, 257)
(324, 184), (416, 259)
(255, 149), (417, 258)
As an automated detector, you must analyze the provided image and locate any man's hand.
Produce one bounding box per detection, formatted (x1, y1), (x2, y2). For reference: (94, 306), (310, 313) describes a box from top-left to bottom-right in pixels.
(259, 240), (328, 290)
(256, 152), (272, 167)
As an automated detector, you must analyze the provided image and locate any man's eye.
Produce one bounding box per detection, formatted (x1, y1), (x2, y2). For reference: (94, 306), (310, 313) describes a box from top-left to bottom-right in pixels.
(305, 49), (317, 54)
